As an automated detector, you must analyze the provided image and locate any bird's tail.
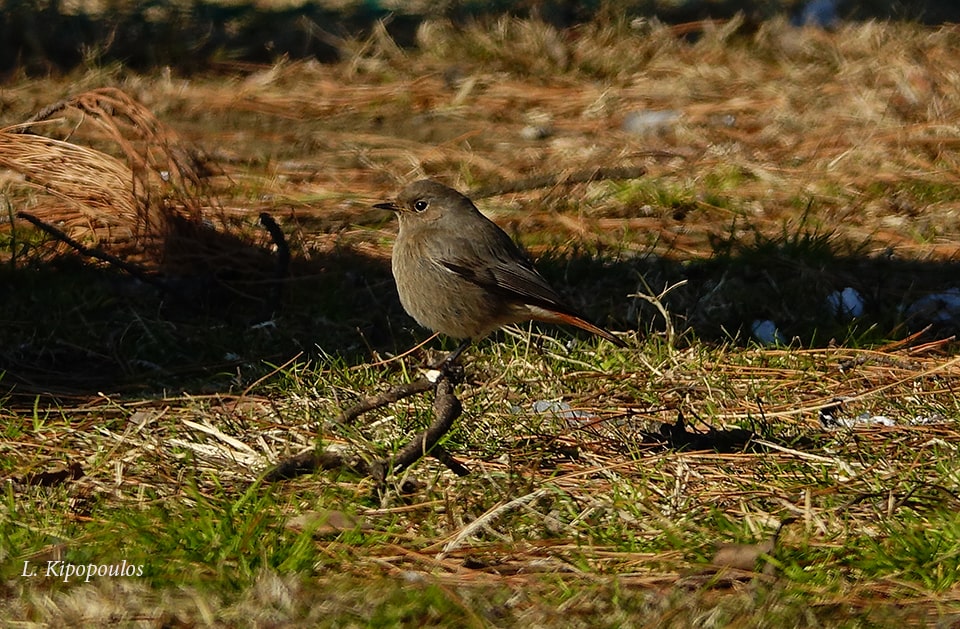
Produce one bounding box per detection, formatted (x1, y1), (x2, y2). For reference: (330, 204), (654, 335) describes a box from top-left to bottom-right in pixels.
(529, 307), (627, 347)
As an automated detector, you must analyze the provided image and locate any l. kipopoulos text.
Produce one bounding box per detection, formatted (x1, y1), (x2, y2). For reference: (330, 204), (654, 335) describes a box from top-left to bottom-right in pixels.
(21, 559), (144, 582)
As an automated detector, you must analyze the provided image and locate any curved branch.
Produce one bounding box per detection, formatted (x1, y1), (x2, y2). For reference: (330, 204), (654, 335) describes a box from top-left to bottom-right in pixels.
(369, 376), (463, 481)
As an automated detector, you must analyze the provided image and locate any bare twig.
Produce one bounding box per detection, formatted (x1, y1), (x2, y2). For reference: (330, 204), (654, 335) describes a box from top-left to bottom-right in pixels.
(262, 448), (369, 482)
(369, 376), (464, 482)
(334, 377), (435, 426)
(259, 212), (289, 315)
(16, 211), (169, 293)
(266, 371), (467, 483)
(430, 445), (471, 477)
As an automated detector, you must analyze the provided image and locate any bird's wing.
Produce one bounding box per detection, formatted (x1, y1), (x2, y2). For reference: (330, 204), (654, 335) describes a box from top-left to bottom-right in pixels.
(435, 233), (576, 316)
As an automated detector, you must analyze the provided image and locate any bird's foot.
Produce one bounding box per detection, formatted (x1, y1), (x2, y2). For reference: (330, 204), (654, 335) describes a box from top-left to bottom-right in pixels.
(438, 360), (464, 384)
(424, 356), (464, 385)
(425, 339), (470, 379)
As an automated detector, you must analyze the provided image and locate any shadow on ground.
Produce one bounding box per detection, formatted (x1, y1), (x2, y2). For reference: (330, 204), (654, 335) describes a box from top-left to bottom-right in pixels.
(2, 221), (958, 403)
(2, 0), (958, 76)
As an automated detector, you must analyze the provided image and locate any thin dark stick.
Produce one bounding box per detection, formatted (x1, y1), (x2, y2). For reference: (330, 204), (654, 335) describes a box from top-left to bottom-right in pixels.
(16, 212), (169, 292)
(430, 445), (471, 477)
(262, 449), (370, 482)
(258, 212), (289, 315)
(369, 376), (463, 482)
(334, 377), (435, 426)
(265, 374), (467, 483)
(469, 165), (647, 199)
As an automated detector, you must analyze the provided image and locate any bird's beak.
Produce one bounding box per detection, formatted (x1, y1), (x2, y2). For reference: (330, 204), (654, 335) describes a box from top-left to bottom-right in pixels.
(374, 201), (400, 212)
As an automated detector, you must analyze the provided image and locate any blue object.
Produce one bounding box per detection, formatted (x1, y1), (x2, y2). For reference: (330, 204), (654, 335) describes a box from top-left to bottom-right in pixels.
(793, 0), (839, 28)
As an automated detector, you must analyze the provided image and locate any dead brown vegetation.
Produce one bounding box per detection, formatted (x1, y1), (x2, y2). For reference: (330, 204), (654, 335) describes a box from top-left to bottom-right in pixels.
(4, 16), (960, 626)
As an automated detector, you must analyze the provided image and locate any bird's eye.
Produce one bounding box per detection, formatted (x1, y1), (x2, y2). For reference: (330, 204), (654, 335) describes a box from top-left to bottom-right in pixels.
(413, 200), (428, 212)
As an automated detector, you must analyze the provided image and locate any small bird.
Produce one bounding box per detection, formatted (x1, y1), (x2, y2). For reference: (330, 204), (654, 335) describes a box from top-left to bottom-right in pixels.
(375, 179), (625, 363)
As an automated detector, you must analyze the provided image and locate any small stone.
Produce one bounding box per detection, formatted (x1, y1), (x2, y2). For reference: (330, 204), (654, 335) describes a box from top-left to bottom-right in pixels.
(826, 287), (864, 319)
(622, 109), (680, 136)
(751, 319), (784, 346)
(520, 124), (552, 140)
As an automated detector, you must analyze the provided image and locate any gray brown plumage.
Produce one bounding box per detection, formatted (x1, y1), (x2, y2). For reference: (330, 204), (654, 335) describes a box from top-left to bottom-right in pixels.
(375, 180), (625, 351)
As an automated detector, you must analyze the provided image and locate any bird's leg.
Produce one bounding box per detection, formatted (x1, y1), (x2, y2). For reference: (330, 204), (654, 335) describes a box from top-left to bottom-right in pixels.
(444, 339), (472, 365)
(428, 339), (471, 381)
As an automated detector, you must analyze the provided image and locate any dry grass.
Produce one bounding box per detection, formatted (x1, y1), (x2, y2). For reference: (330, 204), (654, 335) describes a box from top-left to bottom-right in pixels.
(4, 338), (960, 625)
(0, 88), (218, 260)
(6, 19), (960, 258)
(2, 14), (960, 627)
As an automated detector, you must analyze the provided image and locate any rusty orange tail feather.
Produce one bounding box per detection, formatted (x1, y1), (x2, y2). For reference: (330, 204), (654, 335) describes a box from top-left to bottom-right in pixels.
(536, 310), (626, 347)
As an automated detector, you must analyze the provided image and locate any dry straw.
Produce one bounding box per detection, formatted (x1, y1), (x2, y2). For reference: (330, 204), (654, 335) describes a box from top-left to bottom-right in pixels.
(1, 87), (221, 267)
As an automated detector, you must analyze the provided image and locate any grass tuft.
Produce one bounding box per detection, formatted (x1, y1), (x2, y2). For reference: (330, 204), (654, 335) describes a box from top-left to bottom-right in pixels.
(2, 12), (960, 626)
